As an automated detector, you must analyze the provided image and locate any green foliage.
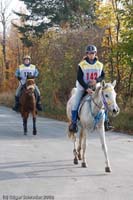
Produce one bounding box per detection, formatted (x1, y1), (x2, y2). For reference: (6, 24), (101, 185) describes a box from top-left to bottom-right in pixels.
(30, 29), (103, 113)
(13, 0), (97, 44)
(19, 0), (96, 26)
(112, 111), (133, 134)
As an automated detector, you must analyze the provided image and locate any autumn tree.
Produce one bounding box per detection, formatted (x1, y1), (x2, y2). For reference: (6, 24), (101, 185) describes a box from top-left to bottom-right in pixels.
(96, 0), (133, 108)
(26, 27), (103, 113)
(0, 0), (12, 68)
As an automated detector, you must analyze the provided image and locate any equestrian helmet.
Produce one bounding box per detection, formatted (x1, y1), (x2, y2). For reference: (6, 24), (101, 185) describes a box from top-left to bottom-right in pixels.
(86, 45), (97, 53)
(23, 55), (31, 60)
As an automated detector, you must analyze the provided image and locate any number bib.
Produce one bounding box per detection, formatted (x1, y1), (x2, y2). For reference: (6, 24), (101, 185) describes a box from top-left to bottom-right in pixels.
(77, 60), (103, 90)
(19, 64), (36, 84)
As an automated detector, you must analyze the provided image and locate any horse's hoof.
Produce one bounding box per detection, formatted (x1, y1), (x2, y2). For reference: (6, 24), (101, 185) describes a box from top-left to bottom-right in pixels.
(105, 166), (111, 173)
(33, 131), (37, 135)
(82, 162), (87, 168)
(74, 158), (78, 165)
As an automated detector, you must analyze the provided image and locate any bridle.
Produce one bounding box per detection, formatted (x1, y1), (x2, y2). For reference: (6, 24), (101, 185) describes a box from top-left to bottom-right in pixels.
(25, 79), (35, 95)
(87, 86), (115, 129)
(91, 86), (115, 112)
(101, 87), (115, 111)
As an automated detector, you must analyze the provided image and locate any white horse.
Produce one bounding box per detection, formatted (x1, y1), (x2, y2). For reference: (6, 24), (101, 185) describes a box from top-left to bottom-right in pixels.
(66, 80), (120, 172)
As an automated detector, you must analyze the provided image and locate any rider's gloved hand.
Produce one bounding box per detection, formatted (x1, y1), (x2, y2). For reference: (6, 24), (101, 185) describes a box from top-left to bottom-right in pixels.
(86, 88), (94, 95)
(89, 80), (97, 86)
(27, 75), (35, 79)
(17, 77), (21, 81)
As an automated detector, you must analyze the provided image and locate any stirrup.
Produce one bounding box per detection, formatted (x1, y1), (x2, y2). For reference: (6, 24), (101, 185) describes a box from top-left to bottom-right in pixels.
(105, 125), (113, 131)
(12, 105), (19, 112)
(104, 122), (113, 131)
(36, 104), (42, 111)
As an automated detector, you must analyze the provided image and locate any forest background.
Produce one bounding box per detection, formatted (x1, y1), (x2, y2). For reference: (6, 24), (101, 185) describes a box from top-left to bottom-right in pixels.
(0, 0), (132, 133)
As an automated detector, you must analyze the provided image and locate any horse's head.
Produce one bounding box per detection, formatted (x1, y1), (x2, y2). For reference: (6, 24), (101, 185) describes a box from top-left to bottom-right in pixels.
(101, 80), (120, 116)
(25, 78), (35, 96)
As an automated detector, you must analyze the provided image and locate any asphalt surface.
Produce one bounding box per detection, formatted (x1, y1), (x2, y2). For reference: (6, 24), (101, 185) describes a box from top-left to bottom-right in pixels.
(0, 106), (133, 200)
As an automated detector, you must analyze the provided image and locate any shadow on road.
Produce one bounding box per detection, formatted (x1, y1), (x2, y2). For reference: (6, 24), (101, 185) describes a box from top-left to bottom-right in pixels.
(0, 106), (68, 140)
(0, 159), (107, 181)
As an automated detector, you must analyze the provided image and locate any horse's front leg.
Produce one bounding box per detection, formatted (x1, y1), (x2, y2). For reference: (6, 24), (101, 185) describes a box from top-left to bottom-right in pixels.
(23, 118), (27, 135)
(33, 117), (37, 135)
(81, 128), (87, 168)
(23, 112), (29, 135)
(77, 128), (84, 160)
(73, 134), (79, 165)
(99, 126), (111, 172)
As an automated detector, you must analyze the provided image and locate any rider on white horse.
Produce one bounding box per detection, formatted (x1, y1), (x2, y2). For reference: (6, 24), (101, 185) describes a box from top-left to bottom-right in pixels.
(12, 55), (42, 112)
(69, 45), (112, 133)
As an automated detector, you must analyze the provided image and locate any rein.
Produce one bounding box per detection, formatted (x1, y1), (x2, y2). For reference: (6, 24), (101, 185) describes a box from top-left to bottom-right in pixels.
(88, 86), (113, 129)
(80, 85), (115, 129)
(102, 87), (114, 111)
(91, 97), (102, 110)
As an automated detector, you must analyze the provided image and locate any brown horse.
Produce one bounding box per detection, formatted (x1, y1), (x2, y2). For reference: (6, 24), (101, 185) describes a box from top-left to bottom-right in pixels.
(20, 78), (37, 135)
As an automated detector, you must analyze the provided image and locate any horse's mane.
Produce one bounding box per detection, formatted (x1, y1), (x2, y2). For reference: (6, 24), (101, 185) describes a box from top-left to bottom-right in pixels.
(26, 79), (35, 86)
(25, 79), (35, 91)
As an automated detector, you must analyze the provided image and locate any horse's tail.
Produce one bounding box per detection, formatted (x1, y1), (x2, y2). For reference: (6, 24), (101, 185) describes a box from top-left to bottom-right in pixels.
(66, 87), (77, 140)
(67, 128), (76, 140)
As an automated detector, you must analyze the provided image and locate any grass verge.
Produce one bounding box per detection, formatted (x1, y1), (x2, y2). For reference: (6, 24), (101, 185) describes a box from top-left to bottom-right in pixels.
(0, 93), (132, 134)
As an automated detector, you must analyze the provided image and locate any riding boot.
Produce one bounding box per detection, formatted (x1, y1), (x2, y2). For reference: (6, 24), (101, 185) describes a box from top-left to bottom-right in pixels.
(36, 96), (43, 111)
(104, 120), (113, 131)
(69, 110), (78, 133)
(104, 111), (113, 131)
(12, 96), (19, 112)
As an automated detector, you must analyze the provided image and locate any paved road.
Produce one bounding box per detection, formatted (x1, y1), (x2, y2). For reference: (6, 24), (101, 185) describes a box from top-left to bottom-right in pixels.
(0, 106), (133, 200)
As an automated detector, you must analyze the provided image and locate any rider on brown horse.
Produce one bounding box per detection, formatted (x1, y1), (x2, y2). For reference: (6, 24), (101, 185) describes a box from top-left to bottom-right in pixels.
(13, 55), (42, 112)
